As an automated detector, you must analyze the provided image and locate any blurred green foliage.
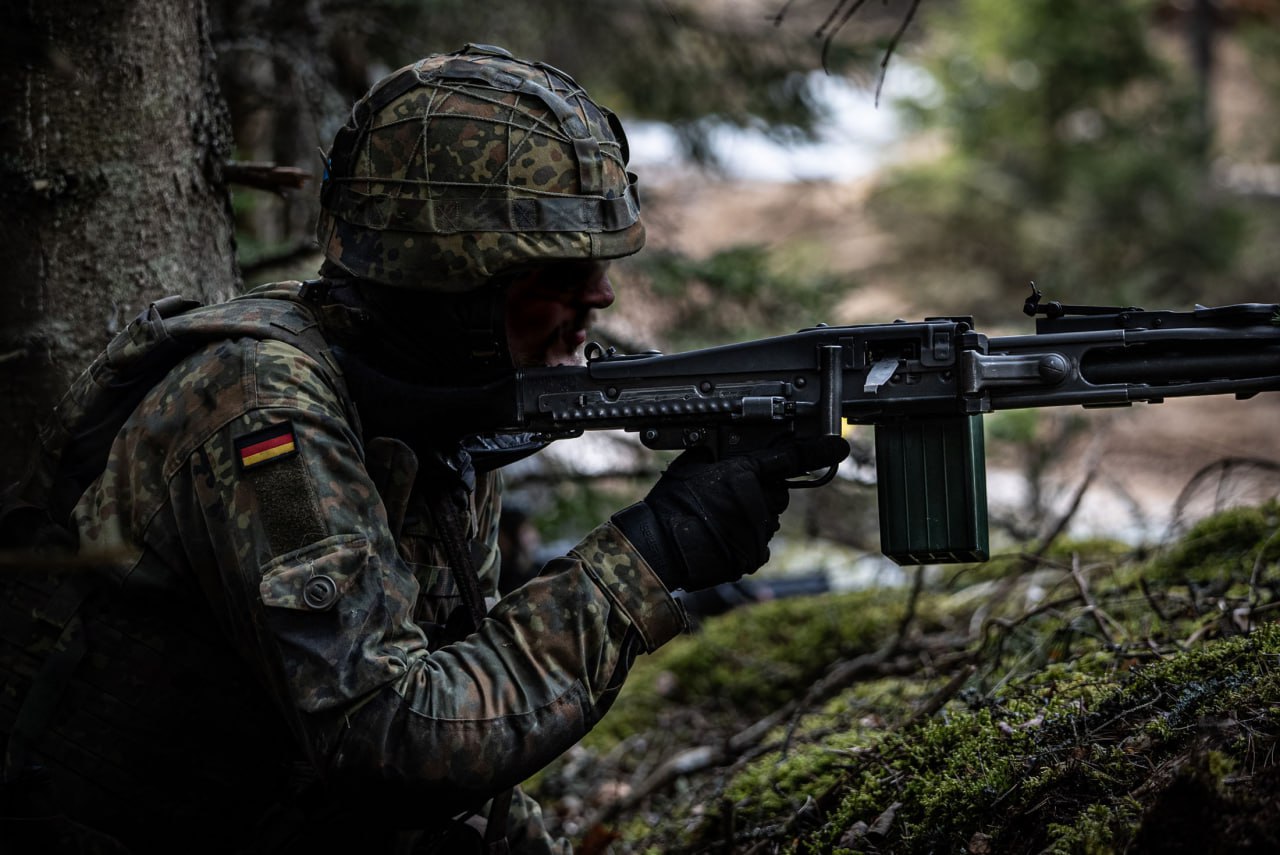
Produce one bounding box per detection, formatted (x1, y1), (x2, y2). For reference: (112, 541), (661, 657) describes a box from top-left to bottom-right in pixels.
(521, 475), (650, 546)
(1238, 22), (1280, 162)
(873, 0), (1255, 312)
(223, 0), (1280, 314)
(1147, 499), (1280, 586)
(984, 408), (1042, 445)
(635, 245), (845, 350)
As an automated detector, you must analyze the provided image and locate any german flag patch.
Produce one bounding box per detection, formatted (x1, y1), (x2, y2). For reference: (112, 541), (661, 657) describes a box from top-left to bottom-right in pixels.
(235, 422), (298, 471)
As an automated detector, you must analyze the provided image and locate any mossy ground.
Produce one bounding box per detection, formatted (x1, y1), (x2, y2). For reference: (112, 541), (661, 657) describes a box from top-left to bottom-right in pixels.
(528, 504), (1280, 853)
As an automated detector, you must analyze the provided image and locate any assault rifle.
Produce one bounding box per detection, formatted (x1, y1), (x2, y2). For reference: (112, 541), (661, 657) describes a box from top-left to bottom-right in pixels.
(464, 286), (1280, 566)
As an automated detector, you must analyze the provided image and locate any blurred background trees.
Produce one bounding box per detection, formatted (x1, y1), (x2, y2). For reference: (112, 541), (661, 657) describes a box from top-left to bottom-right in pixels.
(211, 0), (907, 279)
(4, 0), (1280, 525)
(872, 0), (1280, 313)
(212, 0), (1280, 328)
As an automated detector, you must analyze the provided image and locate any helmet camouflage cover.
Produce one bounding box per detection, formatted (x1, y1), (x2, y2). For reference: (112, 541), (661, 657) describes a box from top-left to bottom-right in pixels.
(317, 44), (645, 291)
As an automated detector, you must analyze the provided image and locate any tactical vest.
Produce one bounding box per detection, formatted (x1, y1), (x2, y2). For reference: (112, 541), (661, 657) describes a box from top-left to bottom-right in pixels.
(1, 282), (514, 853)
(0, 283), (364, 852)
(19, 282), (358, 534)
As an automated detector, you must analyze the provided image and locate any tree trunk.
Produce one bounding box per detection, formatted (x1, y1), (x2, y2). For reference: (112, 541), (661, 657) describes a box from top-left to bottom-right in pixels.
(0, 0), (238, 486)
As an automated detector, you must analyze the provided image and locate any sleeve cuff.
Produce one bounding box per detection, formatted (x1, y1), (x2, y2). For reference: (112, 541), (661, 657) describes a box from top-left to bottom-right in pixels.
(570, 522), (690, 652)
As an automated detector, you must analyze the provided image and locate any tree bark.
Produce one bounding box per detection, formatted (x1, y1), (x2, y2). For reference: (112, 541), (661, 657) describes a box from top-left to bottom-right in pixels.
(0, 0), (238, 486)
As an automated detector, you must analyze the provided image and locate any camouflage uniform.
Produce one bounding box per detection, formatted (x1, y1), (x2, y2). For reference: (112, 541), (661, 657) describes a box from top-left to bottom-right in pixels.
(2, 283), (686, 853)
(4, 46), (675, 853)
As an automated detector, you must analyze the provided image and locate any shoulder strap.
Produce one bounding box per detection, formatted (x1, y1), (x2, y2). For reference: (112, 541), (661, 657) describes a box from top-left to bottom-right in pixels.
(2, 283), (358, 787)
(15, 282), (358, 532)
(419, 464), (514, 854)
(426, 490), (488, 632)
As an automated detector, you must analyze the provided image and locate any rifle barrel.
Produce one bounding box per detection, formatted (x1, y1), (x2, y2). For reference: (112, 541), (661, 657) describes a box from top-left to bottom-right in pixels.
(1080, 343), (1280, 385)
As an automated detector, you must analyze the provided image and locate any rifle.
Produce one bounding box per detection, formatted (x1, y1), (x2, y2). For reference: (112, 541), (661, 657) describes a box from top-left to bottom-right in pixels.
(464, 286), (1280, 566)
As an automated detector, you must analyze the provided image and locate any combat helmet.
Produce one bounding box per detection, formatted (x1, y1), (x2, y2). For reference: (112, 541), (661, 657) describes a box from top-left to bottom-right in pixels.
(317, 43), (645, 292)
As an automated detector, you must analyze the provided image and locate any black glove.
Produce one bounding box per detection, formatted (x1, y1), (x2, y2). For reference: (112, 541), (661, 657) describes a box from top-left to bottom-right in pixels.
(612, 435), (849, 592)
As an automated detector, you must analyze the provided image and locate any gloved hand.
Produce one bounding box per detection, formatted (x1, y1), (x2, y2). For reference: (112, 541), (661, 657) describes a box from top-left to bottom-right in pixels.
(611, 435), (849, 592)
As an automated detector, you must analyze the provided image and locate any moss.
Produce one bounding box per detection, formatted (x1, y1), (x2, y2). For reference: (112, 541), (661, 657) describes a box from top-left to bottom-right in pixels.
(944, 536), (1134, 590)
(1043, 801), (1139, 854)
(801, 625), (1280, 854)
(721, 678), (943, 826)
(725, 732), (872, 819)
(531, 478), (648, 545)
(1127, 746), (1280, 853)
(940, 552), (1031, 587)
(586, 588), (944, 747)
(1042, 537), (1135, 566)
(1146, 501), (1280, 586)
(533, 504), (1280, 854)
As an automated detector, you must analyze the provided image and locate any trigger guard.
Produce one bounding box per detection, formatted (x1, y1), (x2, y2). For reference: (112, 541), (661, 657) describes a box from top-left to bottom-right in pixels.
(784, 464), (838, 489)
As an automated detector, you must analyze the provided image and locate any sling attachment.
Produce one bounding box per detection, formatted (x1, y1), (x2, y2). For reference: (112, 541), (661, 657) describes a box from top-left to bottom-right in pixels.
(423, 490), (512, 854)
(485, 786), (513, 855)
(426, 490), (487, 632)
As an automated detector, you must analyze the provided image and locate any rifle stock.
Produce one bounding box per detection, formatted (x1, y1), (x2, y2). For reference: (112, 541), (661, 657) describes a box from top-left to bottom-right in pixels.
(496, 295), (1280, 565)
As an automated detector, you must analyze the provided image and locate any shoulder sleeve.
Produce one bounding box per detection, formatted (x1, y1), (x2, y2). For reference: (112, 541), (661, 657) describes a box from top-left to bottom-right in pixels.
(174, 338), (687, 810)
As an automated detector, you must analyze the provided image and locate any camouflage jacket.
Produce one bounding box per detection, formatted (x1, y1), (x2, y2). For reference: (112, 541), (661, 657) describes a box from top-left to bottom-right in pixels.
(16, 283), (687, 851)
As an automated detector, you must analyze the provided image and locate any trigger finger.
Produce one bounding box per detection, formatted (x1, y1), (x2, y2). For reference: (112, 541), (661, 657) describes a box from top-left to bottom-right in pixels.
(752, 445), (805, 482)
(755, 436), (850, 481)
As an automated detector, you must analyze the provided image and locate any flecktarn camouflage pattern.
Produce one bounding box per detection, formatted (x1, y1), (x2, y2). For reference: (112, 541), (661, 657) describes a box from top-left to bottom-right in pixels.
(316, 43), (645, 291)
(2, 283), (687, 853)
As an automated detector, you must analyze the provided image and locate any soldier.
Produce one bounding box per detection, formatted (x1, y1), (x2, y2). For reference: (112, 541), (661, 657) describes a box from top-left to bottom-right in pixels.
(0, 45), (848, 853)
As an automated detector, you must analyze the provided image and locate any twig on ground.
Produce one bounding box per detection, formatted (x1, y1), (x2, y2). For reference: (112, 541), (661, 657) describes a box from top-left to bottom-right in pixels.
(1249, 528), (1280, 623)
(1070, 555), (1117, 648)
(893, 565), (925, 652)
(589, 639), (975, 827)
(1164, 457), (1280, 541)
(770, 644), (897, 759)
(771, 0), (799, 27)
(898, 664), (977, 730)
(1139, 576), (1172, 622)
(1026, 455), (1101, 566)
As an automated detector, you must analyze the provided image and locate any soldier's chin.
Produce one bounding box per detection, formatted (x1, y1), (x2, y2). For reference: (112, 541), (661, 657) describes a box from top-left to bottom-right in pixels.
(511, 342), (582, 368)
(545, 348), (586, 368)
(544, 331), (587, 367)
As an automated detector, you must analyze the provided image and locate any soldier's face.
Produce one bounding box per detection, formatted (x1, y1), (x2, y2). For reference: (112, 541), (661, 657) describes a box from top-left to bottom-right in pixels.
(505, 262), (615, 367)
